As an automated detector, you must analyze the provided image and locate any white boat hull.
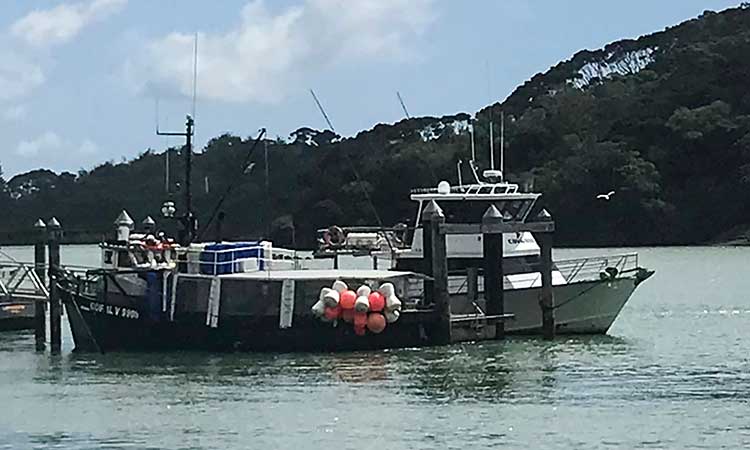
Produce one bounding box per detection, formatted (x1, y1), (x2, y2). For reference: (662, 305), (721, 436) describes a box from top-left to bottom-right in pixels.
(448, 275), (641, 334)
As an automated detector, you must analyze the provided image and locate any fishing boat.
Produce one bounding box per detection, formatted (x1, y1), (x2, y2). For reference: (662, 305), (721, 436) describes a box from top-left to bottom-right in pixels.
(56, 115), (653, 352)
(314, 162), (654, 335)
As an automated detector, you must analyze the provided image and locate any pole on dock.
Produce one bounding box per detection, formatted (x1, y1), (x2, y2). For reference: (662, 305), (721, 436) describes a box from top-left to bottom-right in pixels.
(47, 217), (63, 354)
(534, 209), (555, 340)
(482, 205), (505, 339)
(33, 219), (46, 352)
(422, 200), (451, 344)
(466, 267), (478, 304)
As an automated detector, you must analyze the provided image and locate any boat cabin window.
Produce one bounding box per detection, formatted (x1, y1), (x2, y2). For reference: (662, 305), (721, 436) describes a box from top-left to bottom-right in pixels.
(478, 186), (493, 195)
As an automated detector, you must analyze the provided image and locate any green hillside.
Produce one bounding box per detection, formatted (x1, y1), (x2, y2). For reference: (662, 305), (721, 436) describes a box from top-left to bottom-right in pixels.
(2, 5), (750, 247)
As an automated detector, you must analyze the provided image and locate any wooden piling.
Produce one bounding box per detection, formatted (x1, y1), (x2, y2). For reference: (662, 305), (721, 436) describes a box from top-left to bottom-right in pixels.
(33, 219), (46, 352)
(47, 217), (62, 354)
(537, 231), (555, 340)
(422, 200), (451, 344)
(482, 205), (505, 339)
(466, 267), (478, 304)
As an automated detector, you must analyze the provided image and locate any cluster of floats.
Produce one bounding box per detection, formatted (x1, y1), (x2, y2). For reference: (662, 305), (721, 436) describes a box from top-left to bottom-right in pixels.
(44, 115), (654, 353)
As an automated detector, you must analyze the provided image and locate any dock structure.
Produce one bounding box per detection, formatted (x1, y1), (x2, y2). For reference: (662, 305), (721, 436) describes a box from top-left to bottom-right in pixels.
(33, 219), (46, 350)
(422, 199), (556, 343)
(47, 218), (63, 353)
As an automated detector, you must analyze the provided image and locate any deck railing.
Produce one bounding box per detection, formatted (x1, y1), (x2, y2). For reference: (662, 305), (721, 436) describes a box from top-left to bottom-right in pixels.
(554, 253), (639, 283)
(0, 260), (49, 301)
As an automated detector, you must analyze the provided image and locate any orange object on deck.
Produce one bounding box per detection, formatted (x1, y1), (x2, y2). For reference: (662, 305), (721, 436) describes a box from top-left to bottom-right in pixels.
(366, 313), (386, 333)
(324, 306), (341, 320)
(342, 308), (355, 323)
(353, 311), (368, 327)
(368, 292), (385, 312)
(339, 290), (357, 310)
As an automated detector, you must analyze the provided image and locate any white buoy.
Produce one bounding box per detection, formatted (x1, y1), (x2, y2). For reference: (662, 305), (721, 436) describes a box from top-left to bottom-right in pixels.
(385, 295), (402, 311)
(332, 280), (348, 293)
(384, 309), (400, 323)
(311, 299), (326, 317)
(378, 283), (395, 297)
(354, 295), (370, 312)
(356, 285), (371, 297)
(322, 288), (340, 307)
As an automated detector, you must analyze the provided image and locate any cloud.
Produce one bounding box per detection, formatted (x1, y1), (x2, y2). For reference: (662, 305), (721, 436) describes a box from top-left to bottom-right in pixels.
(14, 132), (99, 159)
(78, 139), (98, 154)
(15, 131), (63, 157)
(0, 51), (45, 101)
(11, 0), (127, 48)
(129, 0), (436, 103)
(1, 104), (28, 121)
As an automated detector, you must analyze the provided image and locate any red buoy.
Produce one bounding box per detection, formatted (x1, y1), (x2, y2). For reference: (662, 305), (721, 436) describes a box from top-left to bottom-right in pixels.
(340, 290), (357, 310)
(366, 313), (386, 333)
(353, 311), (368, 327)
(341, 308), (355, 323)
(324, 305), (341, 320)
(354, 325), (366, 336)
(368, 292), (385, 312)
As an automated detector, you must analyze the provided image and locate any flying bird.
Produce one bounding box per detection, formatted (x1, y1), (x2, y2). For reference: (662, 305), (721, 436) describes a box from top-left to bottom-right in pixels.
(596, 190), (615, 200)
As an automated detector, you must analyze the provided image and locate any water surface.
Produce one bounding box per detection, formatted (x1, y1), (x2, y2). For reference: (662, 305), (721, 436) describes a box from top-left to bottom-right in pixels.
(1, 246), (749, 449)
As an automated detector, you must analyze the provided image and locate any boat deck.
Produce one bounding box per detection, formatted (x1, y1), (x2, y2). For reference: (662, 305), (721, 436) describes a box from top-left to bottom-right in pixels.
(183, 269), (422, 281)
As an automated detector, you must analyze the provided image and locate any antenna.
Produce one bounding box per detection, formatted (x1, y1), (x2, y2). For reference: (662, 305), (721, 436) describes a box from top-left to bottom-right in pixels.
(191, 32), (198, 122)
(489, 121), (495, 170)
(470, 119), (476, 161)
(396, 91), (410, 119)
(310, 89), (336, 132)
(500, 110), (505, 176)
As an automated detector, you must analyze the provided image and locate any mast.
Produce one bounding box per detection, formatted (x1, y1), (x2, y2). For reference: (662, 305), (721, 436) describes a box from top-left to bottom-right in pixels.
(489, 121), (495, 170)
(470, 119), (476, 161)
(500, 110), (505, 178)
(158, 115), (195, 245)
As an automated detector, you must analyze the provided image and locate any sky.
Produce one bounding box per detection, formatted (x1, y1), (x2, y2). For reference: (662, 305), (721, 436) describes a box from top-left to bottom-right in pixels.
(0, 0), (742, 178)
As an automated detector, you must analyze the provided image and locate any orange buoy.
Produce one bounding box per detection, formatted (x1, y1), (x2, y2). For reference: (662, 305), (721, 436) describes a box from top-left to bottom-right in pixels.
(368, 292), (385, 312)
(341, 308), (355, 323)
(366, 313), (386, 333)
(340, 290), (357, 310)
(354, 325), (366, 336)
(324, 305), (341, 321)
(353, 311), (368, 327)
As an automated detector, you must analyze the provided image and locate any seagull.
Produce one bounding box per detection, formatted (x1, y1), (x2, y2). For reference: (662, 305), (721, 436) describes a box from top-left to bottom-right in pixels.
(596, 190), (615, 200)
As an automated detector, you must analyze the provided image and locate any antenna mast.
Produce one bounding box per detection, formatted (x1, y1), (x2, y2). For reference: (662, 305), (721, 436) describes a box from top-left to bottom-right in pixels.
(396, 91), (411, 119)
(158, 116), (195, 245)
(500, 110), (505, 177)
(470, 118), (476, 161)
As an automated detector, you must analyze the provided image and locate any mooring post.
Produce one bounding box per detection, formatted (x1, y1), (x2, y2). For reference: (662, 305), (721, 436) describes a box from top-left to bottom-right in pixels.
(47, 217), (63, 354)
(33, 219), (47, 352)
(538, 232), (555, 339)
(466, 267), (478, 304)
(482, 205), (505, 339)
(422, 200), (451, 344)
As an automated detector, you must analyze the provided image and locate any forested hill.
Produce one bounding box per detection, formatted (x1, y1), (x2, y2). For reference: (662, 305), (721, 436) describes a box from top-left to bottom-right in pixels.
(3, 5), (750, 247)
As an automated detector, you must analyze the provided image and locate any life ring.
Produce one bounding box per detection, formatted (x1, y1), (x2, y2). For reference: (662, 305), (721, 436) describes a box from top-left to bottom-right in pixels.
(323, 225), (346, 247)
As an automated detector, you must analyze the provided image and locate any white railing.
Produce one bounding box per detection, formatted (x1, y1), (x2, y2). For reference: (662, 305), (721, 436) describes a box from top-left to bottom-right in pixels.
(554, 253), (639, 283)
(0, 260), (49, 300)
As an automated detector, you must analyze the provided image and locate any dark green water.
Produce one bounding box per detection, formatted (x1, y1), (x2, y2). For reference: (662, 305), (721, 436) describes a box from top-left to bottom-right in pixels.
(2, 247), (749, 449)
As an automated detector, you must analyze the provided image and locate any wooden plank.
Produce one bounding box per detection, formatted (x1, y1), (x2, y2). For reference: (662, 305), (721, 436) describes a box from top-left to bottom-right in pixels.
(440, 221), (555, 235)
